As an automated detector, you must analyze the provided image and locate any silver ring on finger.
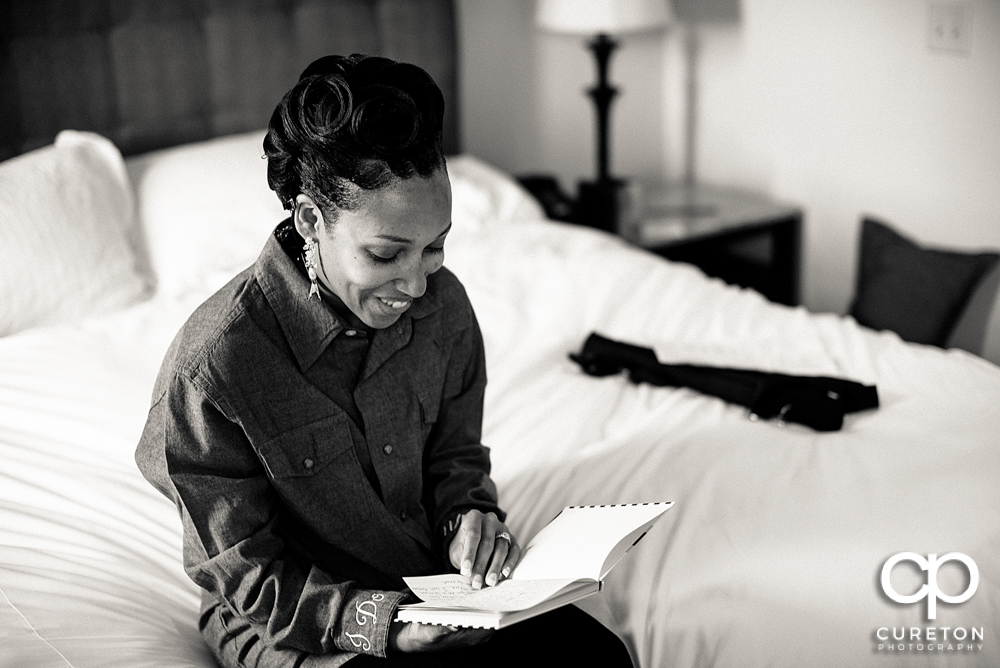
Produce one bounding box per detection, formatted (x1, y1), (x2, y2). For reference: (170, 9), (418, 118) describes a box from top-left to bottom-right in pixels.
(495, 531), (512, 544)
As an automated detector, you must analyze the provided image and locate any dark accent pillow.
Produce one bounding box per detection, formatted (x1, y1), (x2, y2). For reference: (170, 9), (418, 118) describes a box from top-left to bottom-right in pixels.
(849, 218), (1000, 347)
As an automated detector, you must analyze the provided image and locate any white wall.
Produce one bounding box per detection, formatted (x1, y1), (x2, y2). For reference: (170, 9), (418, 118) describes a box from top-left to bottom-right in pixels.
(457, 0), (1000, 315)
(688, 0), (1000, 313)
(457, 0), (541, 175)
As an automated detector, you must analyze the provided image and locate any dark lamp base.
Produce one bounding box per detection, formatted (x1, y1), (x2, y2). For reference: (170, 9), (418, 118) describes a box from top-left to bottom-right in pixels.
(576, 179), (642, 236)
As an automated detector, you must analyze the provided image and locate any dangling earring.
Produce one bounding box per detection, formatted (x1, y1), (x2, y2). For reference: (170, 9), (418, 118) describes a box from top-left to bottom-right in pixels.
(303, 237), (321, 300)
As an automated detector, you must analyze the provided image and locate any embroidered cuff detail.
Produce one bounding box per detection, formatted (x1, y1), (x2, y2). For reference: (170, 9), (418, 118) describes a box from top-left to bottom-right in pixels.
(331, 589), (406, 658)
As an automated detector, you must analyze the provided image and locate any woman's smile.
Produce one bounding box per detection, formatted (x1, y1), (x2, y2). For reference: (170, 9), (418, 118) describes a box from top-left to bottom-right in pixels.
(375, 295), (413, 313)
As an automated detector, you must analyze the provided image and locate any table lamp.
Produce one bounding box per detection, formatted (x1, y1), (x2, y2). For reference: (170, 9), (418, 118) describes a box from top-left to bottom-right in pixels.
(536, 0), (670, 232)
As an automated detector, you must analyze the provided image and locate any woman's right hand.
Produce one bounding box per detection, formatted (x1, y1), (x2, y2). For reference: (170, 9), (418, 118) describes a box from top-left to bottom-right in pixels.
(387, 620), (493, 653)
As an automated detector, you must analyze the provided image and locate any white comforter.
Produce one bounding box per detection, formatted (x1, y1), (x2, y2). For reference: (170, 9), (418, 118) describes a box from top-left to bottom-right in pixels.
(1, 158), (998, 667)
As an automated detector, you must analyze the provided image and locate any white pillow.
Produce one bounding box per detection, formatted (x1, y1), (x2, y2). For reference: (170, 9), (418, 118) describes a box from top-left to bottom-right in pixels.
(0, 131), (151, 336)
(126, 130), (289, 298)
(447, 154), (546, 233)
(125, 137), (543, 298)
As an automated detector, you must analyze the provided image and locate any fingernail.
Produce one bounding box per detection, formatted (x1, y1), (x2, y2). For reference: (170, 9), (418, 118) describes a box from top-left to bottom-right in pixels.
(472, 575), (483, 589)
(501, 567), (511, 578)
(461, 561), (472, 577)
(485, 573), (497, 587)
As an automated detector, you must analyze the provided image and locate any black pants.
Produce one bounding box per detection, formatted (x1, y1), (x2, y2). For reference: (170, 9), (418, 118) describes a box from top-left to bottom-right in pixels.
(347, 605), (633, 667)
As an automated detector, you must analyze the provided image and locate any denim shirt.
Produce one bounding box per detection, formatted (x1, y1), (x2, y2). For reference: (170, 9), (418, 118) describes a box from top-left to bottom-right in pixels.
(135, 228), (502, 662)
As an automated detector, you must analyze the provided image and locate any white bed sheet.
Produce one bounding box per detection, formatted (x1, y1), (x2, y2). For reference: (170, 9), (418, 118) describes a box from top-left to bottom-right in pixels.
(1, 182), (998, 667)
(444, 218), (1000, 667)
(0, 296), (213, 668)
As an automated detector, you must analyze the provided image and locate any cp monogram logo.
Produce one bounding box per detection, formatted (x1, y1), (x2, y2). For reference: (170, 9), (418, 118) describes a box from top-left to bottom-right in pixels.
(881, 552), (979, 620)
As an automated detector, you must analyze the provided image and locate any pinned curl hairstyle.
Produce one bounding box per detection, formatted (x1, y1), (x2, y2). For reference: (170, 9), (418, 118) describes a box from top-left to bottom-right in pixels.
(263, 54), (447, 220)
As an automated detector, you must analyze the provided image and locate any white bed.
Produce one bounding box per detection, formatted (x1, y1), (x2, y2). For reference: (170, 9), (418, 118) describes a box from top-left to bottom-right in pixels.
(1, 129), (998, 668)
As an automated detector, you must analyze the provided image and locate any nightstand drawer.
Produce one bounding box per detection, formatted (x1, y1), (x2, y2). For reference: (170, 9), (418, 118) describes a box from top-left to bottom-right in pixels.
(627, 185), (802, 306)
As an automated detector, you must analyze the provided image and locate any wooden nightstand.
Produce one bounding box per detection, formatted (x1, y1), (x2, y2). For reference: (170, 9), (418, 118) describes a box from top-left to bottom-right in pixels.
(621, 184), (803, 306)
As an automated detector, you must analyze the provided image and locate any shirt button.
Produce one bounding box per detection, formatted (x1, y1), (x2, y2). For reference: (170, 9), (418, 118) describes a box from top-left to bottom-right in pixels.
(345, 329), (357, 337)
(303, 458), (314, 470)
(400, 510), (407, 521)
(383, 444), (393, 455)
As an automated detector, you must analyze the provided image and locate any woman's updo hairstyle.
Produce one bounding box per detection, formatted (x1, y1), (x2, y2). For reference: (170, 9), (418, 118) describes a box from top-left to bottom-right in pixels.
(264, 54), (446, 218)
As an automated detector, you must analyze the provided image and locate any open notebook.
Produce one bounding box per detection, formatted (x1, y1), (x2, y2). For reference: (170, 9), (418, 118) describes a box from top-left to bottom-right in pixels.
(396, 502), (673, 629)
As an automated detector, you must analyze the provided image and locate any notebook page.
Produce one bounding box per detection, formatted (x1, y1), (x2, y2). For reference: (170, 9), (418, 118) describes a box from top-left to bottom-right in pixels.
(402, 574), (581, 612)
(510, 503), (672, 582)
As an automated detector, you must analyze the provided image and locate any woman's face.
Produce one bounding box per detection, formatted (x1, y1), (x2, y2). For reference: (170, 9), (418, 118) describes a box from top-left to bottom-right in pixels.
(299, 169), (452, 329)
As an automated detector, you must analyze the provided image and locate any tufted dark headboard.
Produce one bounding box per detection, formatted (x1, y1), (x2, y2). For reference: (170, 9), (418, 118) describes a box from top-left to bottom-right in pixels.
(0, 0), (459, 161)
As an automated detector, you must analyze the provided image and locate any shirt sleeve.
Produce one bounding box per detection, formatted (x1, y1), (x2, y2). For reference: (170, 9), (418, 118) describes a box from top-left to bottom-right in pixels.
(136, 371), (404, 658)
(421, 309), (505, 553)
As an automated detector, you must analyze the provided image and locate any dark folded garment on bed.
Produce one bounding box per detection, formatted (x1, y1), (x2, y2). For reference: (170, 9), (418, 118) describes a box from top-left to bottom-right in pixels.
(570, 333), (879, 432)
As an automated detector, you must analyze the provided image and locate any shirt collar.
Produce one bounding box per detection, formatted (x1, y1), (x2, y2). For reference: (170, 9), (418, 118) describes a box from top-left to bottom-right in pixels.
(255, 228), (443, 372)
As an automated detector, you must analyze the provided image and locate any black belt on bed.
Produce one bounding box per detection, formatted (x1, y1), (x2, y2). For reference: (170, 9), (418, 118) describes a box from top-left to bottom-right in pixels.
(570, 333), (879, 432)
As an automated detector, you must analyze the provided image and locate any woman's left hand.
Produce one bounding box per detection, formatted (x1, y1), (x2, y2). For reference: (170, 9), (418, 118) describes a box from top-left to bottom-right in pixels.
(448, 510), (521, 589)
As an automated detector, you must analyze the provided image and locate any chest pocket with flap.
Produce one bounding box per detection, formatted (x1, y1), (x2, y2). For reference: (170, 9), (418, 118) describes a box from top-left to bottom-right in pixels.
(257, 413), (376, 531)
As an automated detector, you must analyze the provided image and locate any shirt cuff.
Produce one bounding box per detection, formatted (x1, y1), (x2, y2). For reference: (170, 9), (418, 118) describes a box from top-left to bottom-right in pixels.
(331, 589), (408, 658)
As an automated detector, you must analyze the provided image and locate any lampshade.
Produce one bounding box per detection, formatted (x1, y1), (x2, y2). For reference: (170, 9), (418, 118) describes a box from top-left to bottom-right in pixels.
(536, 0), (671, 35)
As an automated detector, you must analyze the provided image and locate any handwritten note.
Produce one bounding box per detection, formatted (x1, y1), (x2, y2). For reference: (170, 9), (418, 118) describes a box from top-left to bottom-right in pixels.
(402, 574), (580, 612)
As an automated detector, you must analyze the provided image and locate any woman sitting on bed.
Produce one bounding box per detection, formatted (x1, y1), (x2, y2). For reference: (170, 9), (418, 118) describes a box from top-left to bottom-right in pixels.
(135, 54), (632, 667)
